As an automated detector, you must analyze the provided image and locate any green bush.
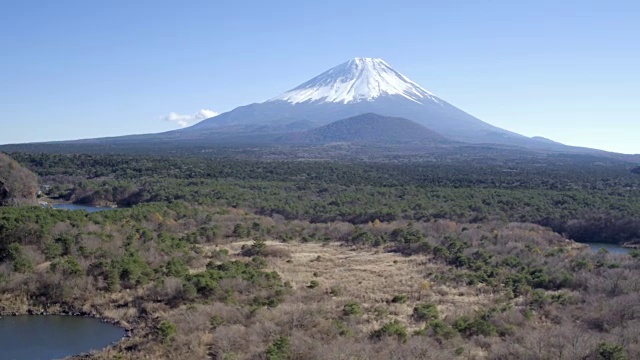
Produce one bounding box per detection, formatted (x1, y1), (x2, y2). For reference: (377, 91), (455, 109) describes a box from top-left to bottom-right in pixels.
(43, 240), (63, 260)
(329, 286), (343, 296)
(371, 320), (408, 343)
(343, 302), (363, 316)
(7, 243), (32, 272)
(333, 320), (352, 337)
(164, 258), (189, 278)
(391, 294), (408, 304)
(241, 239), (266, 257)
(210, 248), (229, 261)
(413, 303), (439, 322)
(210, 315), (224, 329)
(113, 250), (153, 287)
(106, 266), (120, 292)
(52, 256), (83, 276)
(431, 320), (457, 339)
(597, 342), (628, 360)
(527, 289), (549, 309)
(453, 314), (497, 337)
(232, 223), (251, 238)
(266, 335), (290, 360)
(158, 320), (176, 343)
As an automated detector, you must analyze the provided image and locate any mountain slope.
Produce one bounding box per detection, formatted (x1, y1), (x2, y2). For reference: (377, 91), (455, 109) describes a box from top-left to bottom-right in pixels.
(281, 113), (446, 144)
(11, 57), (636, 159)
(0, 153), (38, 206)
(272, 57), (441, 104)
(187, 57), (535, 147)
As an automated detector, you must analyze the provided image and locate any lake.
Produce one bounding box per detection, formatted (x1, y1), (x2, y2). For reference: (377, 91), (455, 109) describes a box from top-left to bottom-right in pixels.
(51, 203), (115, 213)
(586, 242), (631, 254)
(0, 315), (125, 360)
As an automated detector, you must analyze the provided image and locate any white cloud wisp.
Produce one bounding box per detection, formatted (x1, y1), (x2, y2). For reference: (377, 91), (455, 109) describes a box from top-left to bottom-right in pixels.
(161, 109), (218, 128)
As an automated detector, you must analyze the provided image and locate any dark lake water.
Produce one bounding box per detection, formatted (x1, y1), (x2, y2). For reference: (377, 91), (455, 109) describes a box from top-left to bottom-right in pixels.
(51, 203), (114, 213)
(0, 315), (125, 360)
(586, 242), (631, 254)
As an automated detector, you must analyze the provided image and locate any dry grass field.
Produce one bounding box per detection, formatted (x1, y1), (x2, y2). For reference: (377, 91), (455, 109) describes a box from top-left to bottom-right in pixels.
(206, 241), (498, 330)
(187, 240), (500, 359)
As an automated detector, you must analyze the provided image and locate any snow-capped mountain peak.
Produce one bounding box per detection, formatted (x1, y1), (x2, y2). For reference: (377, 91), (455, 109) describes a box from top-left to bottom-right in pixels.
(271, 57), (441, 105)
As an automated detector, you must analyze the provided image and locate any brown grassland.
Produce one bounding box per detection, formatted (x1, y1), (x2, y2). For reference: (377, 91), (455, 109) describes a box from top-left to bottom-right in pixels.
(1, 203), (639, 359)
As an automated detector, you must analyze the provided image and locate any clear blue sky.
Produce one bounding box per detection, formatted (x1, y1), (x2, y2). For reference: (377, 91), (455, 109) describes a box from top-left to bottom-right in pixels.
(1, 0), (639, 154)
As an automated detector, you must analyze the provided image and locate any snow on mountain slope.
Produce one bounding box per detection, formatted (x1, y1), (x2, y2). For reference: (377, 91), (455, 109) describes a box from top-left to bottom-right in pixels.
(185, 57), (556, 148)
(271, 58), (442, 105)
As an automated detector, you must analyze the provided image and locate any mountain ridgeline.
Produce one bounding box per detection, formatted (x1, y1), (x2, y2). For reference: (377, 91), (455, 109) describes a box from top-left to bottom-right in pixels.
(280, 113), (447, 145)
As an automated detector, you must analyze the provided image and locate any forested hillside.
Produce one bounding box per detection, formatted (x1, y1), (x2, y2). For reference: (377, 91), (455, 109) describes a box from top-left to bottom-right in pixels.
(280, 113), (446, 144)
(10, 152), (640, 245)
(1, 202), (639, 359)
(0, 152), (38, 206)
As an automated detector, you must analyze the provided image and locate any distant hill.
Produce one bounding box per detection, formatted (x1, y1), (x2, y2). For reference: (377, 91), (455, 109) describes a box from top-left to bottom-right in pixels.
(531, 136), (562, 145)
(280, 113), (447, 144)
(0, 153), (38, 206)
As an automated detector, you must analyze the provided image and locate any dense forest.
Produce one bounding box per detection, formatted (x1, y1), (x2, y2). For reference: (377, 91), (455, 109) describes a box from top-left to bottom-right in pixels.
(9, 152), (640, 245)
(1, 151), (639, 359)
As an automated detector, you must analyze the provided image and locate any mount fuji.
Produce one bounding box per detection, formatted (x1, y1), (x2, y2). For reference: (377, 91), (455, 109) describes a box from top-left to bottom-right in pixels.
(9, 57), (615, 156)
(182, 57), (536, 147)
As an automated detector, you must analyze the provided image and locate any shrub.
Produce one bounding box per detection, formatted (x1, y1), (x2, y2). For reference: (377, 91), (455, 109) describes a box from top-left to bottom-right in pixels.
(523, 308), (534, 320)
(232, 223), (251, 238)
(349, 228), (375, 245)
(114, 251), (153, 287)
(431, 320), (457, 339)
(210, 248), (229, 261)
(307, 280), (320, 289)
(106, 266), (120, 292)
(371, 320), (408, 343)
(164, 258), (189, 278)
(413, 303), (439, 322)
(158, 320), (176, 343)
(453, 314), (497, 337)
(210, 315), (224, 330)
(266, 335), (290, 360)
(597, 342), (628, 360)
(329, 286), (342, 296)
(241, 239), (266, 257)
(343, 302), (363, 316)
(389, 227), (424, 244)
(571, 259), (593, 271)
(52, 256), (83, 276)
(527, 289), (549, 309)
(391, 294), (408, 304)
(333, 320), (352, 337)
(43, 240), (63, 260)
(251, 256), (268, 269)
(7, 243), (32, 273)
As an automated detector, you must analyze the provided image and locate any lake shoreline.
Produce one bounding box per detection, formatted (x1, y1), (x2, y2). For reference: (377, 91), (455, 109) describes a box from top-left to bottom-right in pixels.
(0, 314), (127, 360)
(579, 242), (631, 254)
(0, 296), (141, 359)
